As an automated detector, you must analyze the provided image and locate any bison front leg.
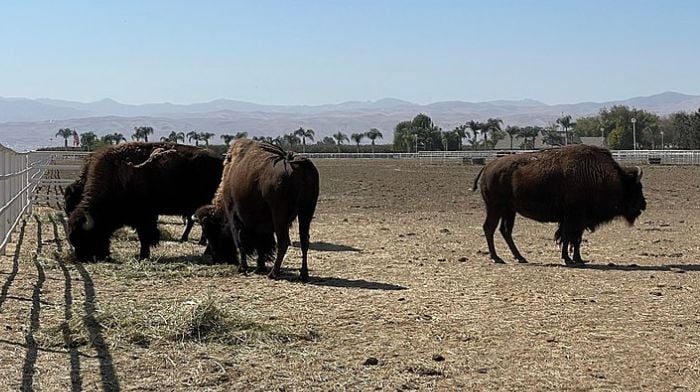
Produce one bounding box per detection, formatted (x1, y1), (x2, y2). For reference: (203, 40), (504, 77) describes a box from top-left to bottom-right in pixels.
(571, 231), (587, 264)
(136, 219), (160, 260)
(179, 215), (194, 242)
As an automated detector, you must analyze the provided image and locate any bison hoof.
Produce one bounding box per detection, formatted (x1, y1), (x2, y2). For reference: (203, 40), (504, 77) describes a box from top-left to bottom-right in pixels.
(573, 258), (588, 264)
(492, 258), (505, 264)
(517, 257), (528, 264)
(299, 272), (309, 282)
(563, 258), (575, 265)
(267, 272), (280, 280)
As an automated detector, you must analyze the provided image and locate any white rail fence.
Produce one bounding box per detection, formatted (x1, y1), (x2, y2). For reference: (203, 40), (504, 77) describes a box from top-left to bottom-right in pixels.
(0, 147), (86, 254)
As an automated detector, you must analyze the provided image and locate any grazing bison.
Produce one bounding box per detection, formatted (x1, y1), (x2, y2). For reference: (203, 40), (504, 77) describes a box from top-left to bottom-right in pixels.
(197, 139), (319, 281)
(64, 146), (205, 243)
(472, 145), (646, 264)
(67, 142), (223, 261)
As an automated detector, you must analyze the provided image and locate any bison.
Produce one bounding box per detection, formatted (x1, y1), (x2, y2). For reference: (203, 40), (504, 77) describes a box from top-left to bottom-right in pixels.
(67, 142), (223, 261)
(472, 144), (646, 264)
(197, 139), (319, 281)
(64, 146), (205, 243)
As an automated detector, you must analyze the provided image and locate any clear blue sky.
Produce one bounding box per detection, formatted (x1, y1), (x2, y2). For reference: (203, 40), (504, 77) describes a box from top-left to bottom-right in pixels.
(1, 0), (698, 105)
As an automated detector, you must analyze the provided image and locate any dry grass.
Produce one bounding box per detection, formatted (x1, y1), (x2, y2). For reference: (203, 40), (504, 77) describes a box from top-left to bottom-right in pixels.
(1, 160), (700, 391)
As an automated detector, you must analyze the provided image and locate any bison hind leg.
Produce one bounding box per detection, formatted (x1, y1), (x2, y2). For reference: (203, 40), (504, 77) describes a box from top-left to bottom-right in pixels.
(483, 208), (505, 264)
(499, 210), (527, 263)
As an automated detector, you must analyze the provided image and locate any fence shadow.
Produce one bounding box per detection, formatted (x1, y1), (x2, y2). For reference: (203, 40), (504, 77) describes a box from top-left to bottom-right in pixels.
(0, 219), (26, 311)
(74, 262), (120, 392)
(20, 216), (46, 392)
(51, 213), (83, 391)
(292, 241), (361, 252)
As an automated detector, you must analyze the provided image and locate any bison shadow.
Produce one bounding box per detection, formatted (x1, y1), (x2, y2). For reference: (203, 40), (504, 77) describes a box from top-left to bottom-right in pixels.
(306, 276), (407, 291)
(292, 241), (361, 252)
(531, 262), (700, 273)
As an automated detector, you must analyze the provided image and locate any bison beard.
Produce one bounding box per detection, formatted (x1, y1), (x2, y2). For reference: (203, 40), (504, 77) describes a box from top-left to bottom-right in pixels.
(473, 145), (647, 264)
(197, 139), (319, 281)
(67, 142), (223, 261)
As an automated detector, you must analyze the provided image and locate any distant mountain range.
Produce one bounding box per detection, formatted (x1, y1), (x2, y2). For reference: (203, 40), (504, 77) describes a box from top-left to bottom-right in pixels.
(1, 91), (699, 151)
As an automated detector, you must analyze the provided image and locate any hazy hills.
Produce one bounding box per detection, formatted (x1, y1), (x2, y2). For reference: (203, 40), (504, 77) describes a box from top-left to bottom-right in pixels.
(1, 91), (699, 151)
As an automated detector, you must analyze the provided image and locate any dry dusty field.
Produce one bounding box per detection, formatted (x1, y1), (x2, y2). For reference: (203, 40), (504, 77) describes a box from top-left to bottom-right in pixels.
(1, 159), (700, 391)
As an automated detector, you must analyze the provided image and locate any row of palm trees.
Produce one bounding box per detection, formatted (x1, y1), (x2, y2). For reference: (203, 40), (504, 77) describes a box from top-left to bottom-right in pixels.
(55, 125), (387, 152)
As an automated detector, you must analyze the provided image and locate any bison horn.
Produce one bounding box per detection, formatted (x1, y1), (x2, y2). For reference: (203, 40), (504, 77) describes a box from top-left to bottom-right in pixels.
(635, 166), (643, 182)
(82, 212), (95, 231)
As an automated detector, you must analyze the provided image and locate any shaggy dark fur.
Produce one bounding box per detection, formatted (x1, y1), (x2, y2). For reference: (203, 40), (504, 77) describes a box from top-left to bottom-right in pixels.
(67, 142), (223, 261)
(64, 146), (208, 244)
(472, 144), (646, 264)
(198, 139), (319, 281)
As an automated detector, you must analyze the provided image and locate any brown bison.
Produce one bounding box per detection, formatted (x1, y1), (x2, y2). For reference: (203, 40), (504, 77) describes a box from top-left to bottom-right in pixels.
(64, 146), (205, 243)
(67, 142), (223, 261)
(197, 139), (319, 281)
(472, 145), (646, 264)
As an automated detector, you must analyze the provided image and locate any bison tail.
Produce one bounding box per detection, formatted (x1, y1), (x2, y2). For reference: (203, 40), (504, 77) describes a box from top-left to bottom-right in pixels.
(471, 167), (485, 192)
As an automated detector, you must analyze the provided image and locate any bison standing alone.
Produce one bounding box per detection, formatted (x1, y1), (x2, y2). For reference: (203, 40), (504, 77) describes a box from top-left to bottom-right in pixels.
(197, 139), (319, 281)
(472, 145), (646, 264)
(67, 142), (223, 261)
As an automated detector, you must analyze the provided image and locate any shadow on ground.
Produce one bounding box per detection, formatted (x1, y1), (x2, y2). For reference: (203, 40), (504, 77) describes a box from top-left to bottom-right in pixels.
(292, 241), (361, 252)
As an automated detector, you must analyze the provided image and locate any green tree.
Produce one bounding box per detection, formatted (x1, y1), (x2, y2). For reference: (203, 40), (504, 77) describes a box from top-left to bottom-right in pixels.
(234, 131), (248, 140)
(365, 128), (383, 153)
(518, 126), (541, 149)
(220, 134), (234, 145)
(392, 114), (443, 152)
(79, 132), (99, 151)
(55, 128), (74, 147)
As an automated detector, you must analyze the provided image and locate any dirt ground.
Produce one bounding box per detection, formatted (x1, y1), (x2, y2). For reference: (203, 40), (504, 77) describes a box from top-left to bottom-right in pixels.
(1, 159), (700, 391)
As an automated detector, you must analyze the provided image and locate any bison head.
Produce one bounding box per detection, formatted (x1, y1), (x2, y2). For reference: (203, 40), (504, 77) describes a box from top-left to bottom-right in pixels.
(67, 208), (111, 262)
(621, 166), (647, 225)
(195, 205), (238, 264)
(63, 181), (84, 215)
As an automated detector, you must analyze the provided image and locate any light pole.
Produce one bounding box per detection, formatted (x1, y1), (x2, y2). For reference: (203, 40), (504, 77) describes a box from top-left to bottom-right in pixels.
(631, 117), (637, 150)
(660, 130), (664, 150)
(414, 134), (418, 153)
(600, 127), (605, 146)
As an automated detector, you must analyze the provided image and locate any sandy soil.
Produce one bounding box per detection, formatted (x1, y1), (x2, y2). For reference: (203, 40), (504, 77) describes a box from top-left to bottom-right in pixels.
(1, 159), (700, 391)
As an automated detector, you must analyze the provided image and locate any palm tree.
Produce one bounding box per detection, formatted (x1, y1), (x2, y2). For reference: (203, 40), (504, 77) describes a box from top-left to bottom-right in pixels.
(505, 125), (521, 149)
(293, 127), (315, 153)
(253, 136), (275, 144)
(198, 132), (215, 145)
(365, 128), (383, 152)
(483, 118), (503, 149)
(187, 131), (200, 146)
(161, 131), (184, 143)
(132, 126), (154, 142)
(556, 115), (575, 145)
(466, 121), (483, 150)
(234, 131), (248, 140)
(55, 128), (74, 148)
(282, 133), (301, 149)
(79, 132), (98, 151)
(453, 124), (468, 151)
(111, 132), (127, 144)
(220, 134), (235, 145)
(101, 134), (114, 144)
(350, 133), (365, 152)
(333, 132), (349, 152)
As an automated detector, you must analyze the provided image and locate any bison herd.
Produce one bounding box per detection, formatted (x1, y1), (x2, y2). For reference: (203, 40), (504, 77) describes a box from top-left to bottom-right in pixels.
(64, 139), (319, 281)
(64, 141), (646, 281)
